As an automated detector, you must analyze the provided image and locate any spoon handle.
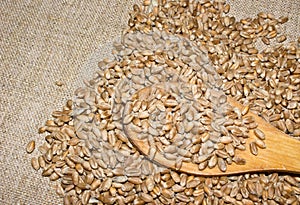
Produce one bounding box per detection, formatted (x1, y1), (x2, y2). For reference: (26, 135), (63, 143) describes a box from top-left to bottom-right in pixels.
(227, 97), (300, 174)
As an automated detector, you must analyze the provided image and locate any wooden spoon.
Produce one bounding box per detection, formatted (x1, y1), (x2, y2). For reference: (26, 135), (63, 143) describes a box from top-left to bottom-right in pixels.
(123, 87), (300, 176)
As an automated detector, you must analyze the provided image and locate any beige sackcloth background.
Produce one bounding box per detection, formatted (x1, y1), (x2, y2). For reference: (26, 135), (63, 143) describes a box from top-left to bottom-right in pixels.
(0, 0), (299, 204)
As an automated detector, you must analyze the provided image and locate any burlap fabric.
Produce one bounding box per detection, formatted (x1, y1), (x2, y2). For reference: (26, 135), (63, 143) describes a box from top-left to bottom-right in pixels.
(0, 0), (299, 204)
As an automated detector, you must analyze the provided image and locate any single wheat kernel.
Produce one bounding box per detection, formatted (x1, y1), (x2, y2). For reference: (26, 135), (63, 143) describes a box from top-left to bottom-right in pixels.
(26, 140), (35, 154)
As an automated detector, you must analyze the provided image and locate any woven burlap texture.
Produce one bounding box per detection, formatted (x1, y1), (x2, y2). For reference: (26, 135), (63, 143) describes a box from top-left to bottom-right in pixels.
(0, 0), (299, 204)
